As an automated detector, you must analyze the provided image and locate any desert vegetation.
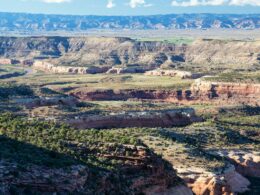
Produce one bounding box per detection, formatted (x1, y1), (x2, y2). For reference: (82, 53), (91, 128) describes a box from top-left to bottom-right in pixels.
(0, 35), (259, 194)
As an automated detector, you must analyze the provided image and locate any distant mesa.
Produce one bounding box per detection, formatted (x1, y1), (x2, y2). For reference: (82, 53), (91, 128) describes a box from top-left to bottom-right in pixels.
(0, 37), (259, 74)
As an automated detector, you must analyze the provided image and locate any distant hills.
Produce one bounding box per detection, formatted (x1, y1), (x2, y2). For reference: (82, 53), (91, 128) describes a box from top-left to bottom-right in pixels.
(0, 12), (260, 31)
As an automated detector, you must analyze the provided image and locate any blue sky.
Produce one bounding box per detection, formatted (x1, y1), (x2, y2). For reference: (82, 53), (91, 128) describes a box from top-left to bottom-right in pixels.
(0, 0), (260, 15)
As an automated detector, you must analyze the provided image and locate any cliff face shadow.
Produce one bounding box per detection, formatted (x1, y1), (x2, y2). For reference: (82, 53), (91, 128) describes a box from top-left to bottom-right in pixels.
(0, 135), (81, 168)
(0, 71), (26, 79)
(0, 135), (90, 194)
(0, 84), (34, 99)
(0, 134), (130, 194)
(0, 134), (185, 195)
(214, 122), (260, 145)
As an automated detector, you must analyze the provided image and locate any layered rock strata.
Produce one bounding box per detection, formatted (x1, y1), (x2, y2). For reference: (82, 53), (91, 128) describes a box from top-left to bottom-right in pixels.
(67, 109), (198, 129)
(33, 61), (110, 74)
(191, 80), (260, 105)
(0, 37), (259, 69)
(70, 80), (260, 106)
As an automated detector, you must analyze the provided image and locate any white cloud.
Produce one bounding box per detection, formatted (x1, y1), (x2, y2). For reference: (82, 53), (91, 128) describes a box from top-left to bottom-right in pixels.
(42, 0), (71, 3)
(129, 0), (152, 8)
(229, 0), (260, 6)
(172, 0), (227, 6)
(107, 0), (116, 8)
(171, 0), (260, 6)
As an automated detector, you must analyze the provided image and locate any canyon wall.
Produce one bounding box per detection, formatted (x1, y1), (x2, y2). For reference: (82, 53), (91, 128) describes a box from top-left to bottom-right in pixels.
(70, 80), (260, 106)
(191, 80), (260, 105)
(0, 37), (259, 71)
(70, 80), (260, 105)
(70, 88), (185, 101)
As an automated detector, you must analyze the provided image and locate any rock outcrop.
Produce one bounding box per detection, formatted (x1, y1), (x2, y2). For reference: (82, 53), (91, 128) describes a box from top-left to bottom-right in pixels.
(186, 166), (250, 195)
(214, 150), (260, 178)
(0, 58), (13, 64)
(106, 66), (149, 74)
(191, 80), (260, 105)
(33, 61), (110, 74)
(67, 109), (198, 129)
(0, 58), (19, 65)
(145, 69), (204, 79)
